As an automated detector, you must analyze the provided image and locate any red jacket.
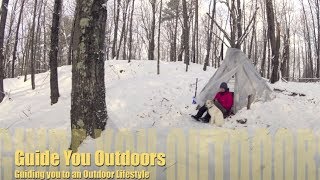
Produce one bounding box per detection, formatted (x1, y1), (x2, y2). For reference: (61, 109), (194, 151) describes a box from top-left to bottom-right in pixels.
(214, 91), (234, 111)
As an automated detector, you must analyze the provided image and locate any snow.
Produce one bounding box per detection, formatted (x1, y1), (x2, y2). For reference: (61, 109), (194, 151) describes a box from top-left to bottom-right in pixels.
(1, 60), (320, 179)
(1, 60), (319, 131)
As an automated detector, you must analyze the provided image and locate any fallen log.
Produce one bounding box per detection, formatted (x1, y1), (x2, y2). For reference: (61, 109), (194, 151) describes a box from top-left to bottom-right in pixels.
(273, 88), (306, 97)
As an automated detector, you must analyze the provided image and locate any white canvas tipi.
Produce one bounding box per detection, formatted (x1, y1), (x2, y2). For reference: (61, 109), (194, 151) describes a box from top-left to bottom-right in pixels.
(196, 48), (273, 113)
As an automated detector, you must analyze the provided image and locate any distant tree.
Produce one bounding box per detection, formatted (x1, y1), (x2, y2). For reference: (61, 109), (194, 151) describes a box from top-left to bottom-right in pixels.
(157, 0), (163, 74)
(12, 0), (26, 78)
(181, 0), (190, 71)
(204, 0), (216, 71)
(116, 0), (130, 59)
(30, 0), (38, 90)
(128, 0), (136, 62)
(4, 0), (18, 77)
(162, 0), (180, 62)
(148, 0), (157, 60)
(0, 0), (10, 103)
(112, 0), (121, 59)
(266, 0), (281, 83)
(191, 0), (199, 64)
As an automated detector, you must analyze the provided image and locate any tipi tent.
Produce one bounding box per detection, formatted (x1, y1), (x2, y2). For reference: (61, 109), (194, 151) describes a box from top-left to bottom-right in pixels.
(196, 48), (273, 113)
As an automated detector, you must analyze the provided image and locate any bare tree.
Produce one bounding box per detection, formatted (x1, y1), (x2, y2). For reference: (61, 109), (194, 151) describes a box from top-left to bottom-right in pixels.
(4, 0), (18, 76)
(182, 0), (190, 71)
(30, 0), (38, 90)
(116, 0), (130, 60)
(148, 0), (157, 60)
(112, 0), (121, 59)
(49, 0), (62, 105)
(11, 0), (26, 78)
(301, 0), (313, 78)
(128, 0), (135, 62)
(266, 0), (281, 83)
(316, 0), (320, 78)
(0, 0), (10, 103)
(191, 0), (199, 64)
(157, 0), (163, 74)
(204, 0), (216, 71)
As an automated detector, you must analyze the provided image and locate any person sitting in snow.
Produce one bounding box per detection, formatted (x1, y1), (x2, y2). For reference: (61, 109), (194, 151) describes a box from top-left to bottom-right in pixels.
(191, 82), (233, 123)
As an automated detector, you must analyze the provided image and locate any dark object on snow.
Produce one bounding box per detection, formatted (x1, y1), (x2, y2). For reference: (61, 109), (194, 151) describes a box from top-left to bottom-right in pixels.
(120, 70), (125, 73)
(237, 119), (247, 124)
(199, 117), (209, 123)
(274, 88), (306, 97)
(191, 115), (200, 121)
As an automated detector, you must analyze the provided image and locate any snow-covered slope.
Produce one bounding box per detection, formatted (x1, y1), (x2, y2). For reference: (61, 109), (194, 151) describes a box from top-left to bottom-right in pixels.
(1, 60), (320, 131)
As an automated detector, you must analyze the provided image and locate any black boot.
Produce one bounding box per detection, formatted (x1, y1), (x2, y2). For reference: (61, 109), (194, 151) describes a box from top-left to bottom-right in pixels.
(191, 105), (208, 121)
(191, 115), (200, 121)
(200, 113), (210, 123)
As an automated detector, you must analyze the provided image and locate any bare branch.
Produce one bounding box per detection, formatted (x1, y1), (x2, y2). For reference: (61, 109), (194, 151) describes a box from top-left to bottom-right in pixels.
(212, 31), (230, 48)
(237, 7), (259, 46)
(206, 13), (232, 44)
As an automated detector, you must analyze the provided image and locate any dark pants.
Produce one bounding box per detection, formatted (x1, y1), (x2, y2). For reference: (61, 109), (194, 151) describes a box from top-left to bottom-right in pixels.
(195, 100), (228, 121)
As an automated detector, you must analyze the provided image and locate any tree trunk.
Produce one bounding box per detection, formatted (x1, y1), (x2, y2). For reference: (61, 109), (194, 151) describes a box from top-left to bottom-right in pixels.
(24, 24), (32, 82)
(128, 0), (135, 62)
(116, 0), (129, 60)
(4, 0), (18, 77)
(112, 0), (121, 59)
(182, 0), (190, 71)
(0, 0), (10, 103)
(157, 0), (163, 74)
(266, 0), (280, 83)
(148, 0), (156, 60)
(316, 0), (320, 78)
(43, 0), (48, 69)
(35, 0), (44, 73)
(12, 0), (26, 78)
(204, 0), (216, 71)
(283, 28), (290, 80)
(172, 0), (179, 62)
(67, 6), (77, 65)
(293, 33), (296, 80)
(70, 0), (108, 151)
(302, 1), (314, 78)
(49, 0), (62, 105)
(307, 0), (318, 78)
(177, 32), (184, 62)
(260, 29), (267, 77)
(191, 0), (198, 64)
(236, 0), (242, 49)
(195, 0), (199, 64)
(30, 0), (38, 90)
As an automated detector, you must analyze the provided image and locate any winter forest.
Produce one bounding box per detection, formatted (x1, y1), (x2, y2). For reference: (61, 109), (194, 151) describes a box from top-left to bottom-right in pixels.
(1, 0), (320, 89)
(1, 0), (320, 149)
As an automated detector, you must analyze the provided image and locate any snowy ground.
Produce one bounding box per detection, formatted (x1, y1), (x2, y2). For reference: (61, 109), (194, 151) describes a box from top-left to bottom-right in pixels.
(1, 60), (319, 131)
(1, 60), (320, 179)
